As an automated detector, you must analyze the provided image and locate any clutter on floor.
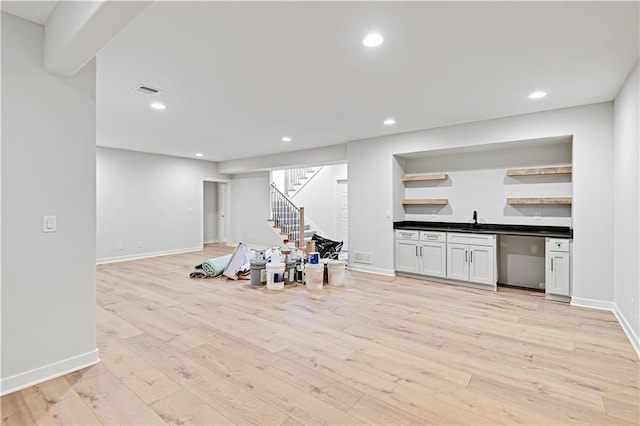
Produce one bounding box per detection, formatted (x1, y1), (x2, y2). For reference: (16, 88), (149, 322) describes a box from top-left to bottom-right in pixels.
(190, 237), (347, 290)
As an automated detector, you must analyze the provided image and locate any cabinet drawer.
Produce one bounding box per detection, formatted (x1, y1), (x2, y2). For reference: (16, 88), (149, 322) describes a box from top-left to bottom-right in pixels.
(395, 230), (419, 240)
(420, 231), (446, 242)
(447, 232), (495, 246)
(547, 238), (570, 252)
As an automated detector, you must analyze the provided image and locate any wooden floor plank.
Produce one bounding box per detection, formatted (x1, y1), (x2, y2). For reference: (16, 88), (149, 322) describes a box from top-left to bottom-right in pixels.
(69, 371), (167, 425)
(149, 389), (233, 425)
(1, 243), (638, 425)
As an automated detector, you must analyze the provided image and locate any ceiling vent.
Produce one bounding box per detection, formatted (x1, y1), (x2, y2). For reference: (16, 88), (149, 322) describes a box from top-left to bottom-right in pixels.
(134, 84), (162, 95)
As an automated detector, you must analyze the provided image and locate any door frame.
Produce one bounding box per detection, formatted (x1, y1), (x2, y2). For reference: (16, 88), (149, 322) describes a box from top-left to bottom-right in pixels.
(199, 177), (231, 249)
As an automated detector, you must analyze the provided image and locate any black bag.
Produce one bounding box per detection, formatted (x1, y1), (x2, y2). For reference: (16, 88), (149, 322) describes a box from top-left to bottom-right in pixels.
(311, 234), (343, 259)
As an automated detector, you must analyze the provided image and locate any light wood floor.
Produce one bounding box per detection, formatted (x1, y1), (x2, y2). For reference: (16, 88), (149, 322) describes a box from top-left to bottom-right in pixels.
(2, 243), (638, 425)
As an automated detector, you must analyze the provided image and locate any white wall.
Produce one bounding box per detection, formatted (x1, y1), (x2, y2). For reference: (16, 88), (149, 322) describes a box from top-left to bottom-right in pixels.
(291, 164), (348, 241)
(401, 140), (572, 226)
(219, 144), (347, 174)
(1, 13), (98, 394)
(203, 181), (218, 243)
(348, 103), (614, 306)
(229, 172), (282, 248)
(96, 147), (227, 262)
(613, 61), (639, 351)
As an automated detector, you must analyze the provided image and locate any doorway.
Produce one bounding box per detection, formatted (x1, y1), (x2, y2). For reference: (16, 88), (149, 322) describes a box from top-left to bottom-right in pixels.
(201, 180), (229, 247)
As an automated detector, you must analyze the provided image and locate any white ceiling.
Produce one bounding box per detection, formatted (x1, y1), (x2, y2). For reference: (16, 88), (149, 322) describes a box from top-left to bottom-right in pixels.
(1, 1), (56, 25)
(5, 1), (640, 163)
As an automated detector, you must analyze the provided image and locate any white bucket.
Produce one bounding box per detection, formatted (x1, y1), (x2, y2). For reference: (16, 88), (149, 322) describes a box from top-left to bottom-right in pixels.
(305, 264), (324, 290)
(266, 262), (285, 291)
(328, 260), (346, 286)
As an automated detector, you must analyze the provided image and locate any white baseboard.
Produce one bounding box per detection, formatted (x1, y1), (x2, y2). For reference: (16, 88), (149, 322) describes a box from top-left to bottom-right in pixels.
(1, 349), (100, 396)
(97, 246), (202, 264)
(612, 303), (640, 358)
(572, 298), (639, 359)
(203, 239), (220, 244)
(571, 297), (616, 311)
(348, 264), (396, 276)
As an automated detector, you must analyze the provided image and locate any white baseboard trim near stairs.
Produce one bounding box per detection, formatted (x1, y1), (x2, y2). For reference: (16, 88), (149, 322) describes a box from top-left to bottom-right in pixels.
(1, 349), (100, 396)
(572, 297), (639, 358)
(97, 246), (202, 264)
(348, 264), (396, 276)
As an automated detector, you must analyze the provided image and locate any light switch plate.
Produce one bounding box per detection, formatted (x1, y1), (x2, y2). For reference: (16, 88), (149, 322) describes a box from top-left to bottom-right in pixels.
(43, 215), (56, 233)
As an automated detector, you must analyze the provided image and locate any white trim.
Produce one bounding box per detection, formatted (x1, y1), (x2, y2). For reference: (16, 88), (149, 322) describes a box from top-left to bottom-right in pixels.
(396, 272), (497, 292)
(1, 349), (99, 396)
(570, 297), (616, 311)
(613, 303), (640, 358)
(348, 264), (395, 276)
(97, 246), (202, 264)
(571, 298), (639, 359)
(204, 239), (220, 244)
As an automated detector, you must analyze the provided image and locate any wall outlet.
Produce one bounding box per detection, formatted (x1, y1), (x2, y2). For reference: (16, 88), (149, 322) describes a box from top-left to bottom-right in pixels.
(431, 211), (436, 218)
(538, 282), (545, 289)
(137, 241), (143, 248)
(534, 212), (542, 220)
(118, 243), (124, 251)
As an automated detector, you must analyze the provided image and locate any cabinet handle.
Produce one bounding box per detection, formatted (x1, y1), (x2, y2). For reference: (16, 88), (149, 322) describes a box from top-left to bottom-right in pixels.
(551, 258), (554, 272)
(465, 250), (468, 262)
(415, 246), (418, 257)
(420, 246), (423, 256)
(470, 251), (473, 263)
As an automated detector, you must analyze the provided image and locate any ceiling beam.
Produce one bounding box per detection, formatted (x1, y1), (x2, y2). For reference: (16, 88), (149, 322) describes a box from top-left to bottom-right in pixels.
(44, 0), (152, 77)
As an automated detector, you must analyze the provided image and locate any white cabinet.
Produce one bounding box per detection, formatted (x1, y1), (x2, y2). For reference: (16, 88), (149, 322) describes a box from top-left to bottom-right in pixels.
(446, 243), (468, 281)
(446, 233), (497, 286)
(546, 238), (571, 301)
(418, 232), (446, 278)
(395, 230), (446, 277)
(395, 230), (420, 273)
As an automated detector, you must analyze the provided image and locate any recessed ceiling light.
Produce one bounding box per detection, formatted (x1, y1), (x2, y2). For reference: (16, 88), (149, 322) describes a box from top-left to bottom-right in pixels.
(195, 153), (204, 157)
(363, 33), (384, 47)
(384, 118), (396, 125)
(150, 102), (166, 110)
(528, 91), (547, 99)
(282, 137), (292, 142)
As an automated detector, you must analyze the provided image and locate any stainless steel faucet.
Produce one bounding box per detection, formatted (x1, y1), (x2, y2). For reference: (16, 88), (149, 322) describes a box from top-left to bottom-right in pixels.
(473, 210), (478, 226)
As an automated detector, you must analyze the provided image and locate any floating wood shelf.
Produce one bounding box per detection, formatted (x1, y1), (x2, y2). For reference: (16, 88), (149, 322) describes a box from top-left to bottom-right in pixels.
(402, 173), (448, 183)
(507, 166), (572, 177)
(402, 198), (449, 206)
(507, 197), (572, 205)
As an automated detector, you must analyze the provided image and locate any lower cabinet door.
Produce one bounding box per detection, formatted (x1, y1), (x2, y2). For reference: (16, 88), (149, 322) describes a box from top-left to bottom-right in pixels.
(469, 245), (495, 285)
(546, 251), (570, 296)
(447, 243), (468, 281)
(419, 242), (446, 278)
(395, 240), (419, 273)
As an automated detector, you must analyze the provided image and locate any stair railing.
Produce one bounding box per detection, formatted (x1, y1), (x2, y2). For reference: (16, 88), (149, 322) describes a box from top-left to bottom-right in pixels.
(270, 183), (305, 246)
(284, 167), (315, 195)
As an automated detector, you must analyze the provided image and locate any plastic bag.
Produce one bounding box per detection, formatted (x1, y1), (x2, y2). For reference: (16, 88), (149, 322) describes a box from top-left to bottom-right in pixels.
(311, 234), (344, 259)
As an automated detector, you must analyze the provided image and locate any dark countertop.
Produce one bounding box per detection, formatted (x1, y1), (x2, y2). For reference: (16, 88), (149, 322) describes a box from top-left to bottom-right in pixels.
(394, 221), (573, 238)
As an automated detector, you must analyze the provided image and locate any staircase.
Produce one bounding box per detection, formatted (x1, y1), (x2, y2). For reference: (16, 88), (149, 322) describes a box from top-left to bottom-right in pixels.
(268, 183), (316, 246)
(284, 167), (321, 198)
